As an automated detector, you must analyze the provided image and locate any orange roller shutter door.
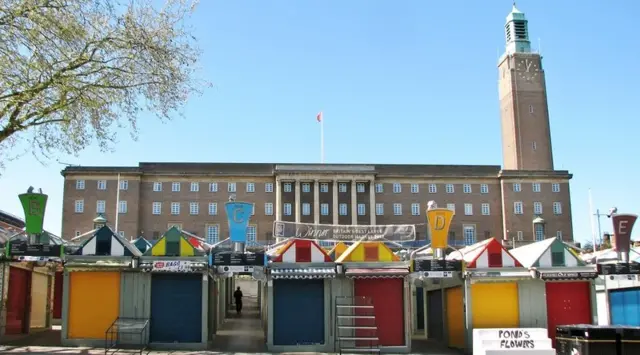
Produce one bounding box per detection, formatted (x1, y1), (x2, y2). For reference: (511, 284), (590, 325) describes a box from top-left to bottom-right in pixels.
(68, 272), (120, 339)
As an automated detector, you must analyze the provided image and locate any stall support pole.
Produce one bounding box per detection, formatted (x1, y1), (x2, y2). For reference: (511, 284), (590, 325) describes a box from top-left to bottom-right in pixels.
(463, 278), (473, 354)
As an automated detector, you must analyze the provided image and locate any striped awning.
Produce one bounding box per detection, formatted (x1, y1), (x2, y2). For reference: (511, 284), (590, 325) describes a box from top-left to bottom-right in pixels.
(345, 268), (409, 279)
(271, 267), (336, 279)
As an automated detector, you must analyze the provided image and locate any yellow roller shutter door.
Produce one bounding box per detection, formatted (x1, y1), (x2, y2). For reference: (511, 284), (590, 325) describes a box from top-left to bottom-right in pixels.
(29, 272), (49, 328)
(68, 272), (120, 339)
(471, 282), (519, 328)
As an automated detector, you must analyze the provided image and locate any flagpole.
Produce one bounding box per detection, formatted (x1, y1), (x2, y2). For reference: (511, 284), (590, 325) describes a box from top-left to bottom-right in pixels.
(115, 173), (121, 233)
(320, 115), (325, 164)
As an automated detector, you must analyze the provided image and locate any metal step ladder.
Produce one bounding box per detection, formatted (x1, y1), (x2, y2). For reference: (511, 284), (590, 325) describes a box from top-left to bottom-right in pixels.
(334, 296), (380, 354)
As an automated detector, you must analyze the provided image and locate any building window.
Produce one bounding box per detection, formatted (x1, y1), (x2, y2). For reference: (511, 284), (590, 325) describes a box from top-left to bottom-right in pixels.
(172, 182), (180, 192)
(246, 182), (255, 193)
(428, 184), (437, 193)
(152, 202), (162, 215)
(265, 203), (273, 216)
(513, 183), (521, 192)
(516, 231), (524, 241)
(533, 202), (543, 215)
(375, 203), (384, 216)
(446, 184), (454, 193)
(529, 105), (534, 113)
(96, 200), (106, 213)
(209, 182), (218, 192)
(463, 225), (476, 245)
(463, 184), (472, 193)
(410, 184), (419, 193)
(302, 203), (311, 216)
(246, 225), (257, 242)
(532, 183), (541, 192)
(76, 180), (85, 190)
(514, 201), (523, 215)
(206, 225), (219, 244)
(120, 180), (129, 190)
(481, 203), (490, 215)
(228, 182), (236, 193)
(375, 183), (384, 193)
(336, 203), (346, 216)
(190, 182), (199, 192)
(393, 183), (401, 193)
(480, 184), (489, 194)
(118, 201), (127, 214)
(532, 141), (537, 150)
(320, 183), (329, 193)
(356, 183), (365, 193)
(447, 203), (455, 212)
(153, 182), (162, 192)
(535, 223), (544, 241)
(283, 203), (292, 216)
(264, 183), (273, 193)
(464, 203), (473, 216)
(339, 183), (348, 193)
(75, 200), (84, 213)
(358, 204), (366, 216)
(320, 203), (329, 215)
(411, 203), (420, 216)
(284, 183), (292, 192)
(208, 203), (217, 216)
(393, 203), (402, 216)
(553, 202), (563, 215)
(97, 180), (107, 190)
(552, 183), (560, 193)
(189, 202), (199, 215)
(171, 202), (180, 215)
(75, 231), (81, 237)
(556, 231), (563, 240)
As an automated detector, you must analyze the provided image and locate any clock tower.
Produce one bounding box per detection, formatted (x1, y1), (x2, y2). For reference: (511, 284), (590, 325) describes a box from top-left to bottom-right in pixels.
(498, 4), (554, 170)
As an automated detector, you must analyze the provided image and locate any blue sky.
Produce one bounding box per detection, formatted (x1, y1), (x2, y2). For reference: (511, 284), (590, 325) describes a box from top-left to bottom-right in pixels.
(1, 0), (639, 244)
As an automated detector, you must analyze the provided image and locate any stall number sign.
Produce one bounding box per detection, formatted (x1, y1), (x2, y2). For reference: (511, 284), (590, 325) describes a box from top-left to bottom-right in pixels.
(423, 271), (454, 278)
(498, 330), (535, 349)
(152, 260), (193, 272)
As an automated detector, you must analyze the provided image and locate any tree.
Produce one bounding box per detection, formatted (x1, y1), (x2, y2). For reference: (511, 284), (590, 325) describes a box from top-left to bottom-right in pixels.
(0, 0), (207, 160)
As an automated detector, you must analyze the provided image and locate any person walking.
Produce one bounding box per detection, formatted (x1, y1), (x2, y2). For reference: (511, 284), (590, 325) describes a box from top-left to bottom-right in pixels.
(233, 286), (243, 315)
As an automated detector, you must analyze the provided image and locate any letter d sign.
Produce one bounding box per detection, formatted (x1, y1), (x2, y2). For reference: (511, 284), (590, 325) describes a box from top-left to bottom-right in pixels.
(427, 208), (455, 249)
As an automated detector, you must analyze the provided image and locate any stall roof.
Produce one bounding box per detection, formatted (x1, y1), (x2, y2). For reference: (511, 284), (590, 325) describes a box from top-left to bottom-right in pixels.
(336, 241), (400, 262)
(510, 237), (585, 268)
(132, 237), (154, 254)
(446, 238), (522, 268)
(272, 239), (332, 262)
(144, 227), (204, 257)
(415, 245), (458, 256)
(74, 226), (141, 257)
(328, 242), (349, 260)
(582, 247), (640, 264)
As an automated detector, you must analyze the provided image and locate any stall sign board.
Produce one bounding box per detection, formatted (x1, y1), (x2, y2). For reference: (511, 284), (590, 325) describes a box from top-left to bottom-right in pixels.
(597, 263), (640, 275)
(211, 252), (266, 266)
(414, 259), (462, 272)
(422, 271), (454, 278)
(7, 241), (63, 258)
(539, 271), (598, 280)
(473, 328), (554, 355)
(152, 260), (199, 272)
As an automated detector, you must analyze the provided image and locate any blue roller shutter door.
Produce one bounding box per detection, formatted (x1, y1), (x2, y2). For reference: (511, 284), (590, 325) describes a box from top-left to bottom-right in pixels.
(273, 279), (325, 345)
(610, 288), (640, 326)
(150, 273), (202, 343)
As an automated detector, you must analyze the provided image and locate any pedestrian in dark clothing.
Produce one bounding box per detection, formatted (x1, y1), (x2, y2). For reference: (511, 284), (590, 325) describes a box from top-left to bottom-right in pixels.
(233, 287), (243, 315)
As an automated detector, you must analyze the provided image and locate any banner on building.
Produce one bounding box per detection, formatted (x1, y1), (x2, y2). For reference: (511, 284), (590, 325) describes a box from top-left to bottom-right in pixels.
(272, 221), (416, 241)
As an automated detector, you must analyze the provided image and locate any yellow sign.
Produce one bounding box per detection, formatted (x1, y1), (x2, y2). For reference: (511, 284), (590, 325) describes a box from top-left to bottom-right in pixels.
(427, 208), (455, 249)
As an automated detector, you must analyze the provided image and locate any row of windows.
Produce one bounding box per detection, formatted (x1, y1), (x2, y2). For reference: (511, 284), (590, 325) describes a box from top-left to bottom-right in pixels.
(75, 179), (562, 195)
(74, 200), (128, 214)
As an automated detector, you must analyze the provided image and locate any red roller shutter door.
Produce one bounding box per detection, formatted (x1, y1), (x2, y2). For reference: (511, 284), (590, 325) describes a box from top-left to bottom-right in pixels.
(546, 282), (592, 346)
(354, 278), (405, 346)
(6, 267), (31, 334)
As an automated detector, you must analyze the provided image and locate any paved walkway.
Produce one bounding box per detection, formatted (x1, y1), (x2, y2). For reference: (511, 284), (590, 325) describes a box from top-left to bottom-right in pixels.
(209, 296), (267, 352)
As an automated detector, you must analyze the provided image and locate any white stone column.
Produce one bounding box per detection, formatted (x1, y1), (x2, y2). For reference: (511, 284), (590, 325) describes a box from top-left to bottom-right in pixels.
(369, 180), (376, 225)
(275, 177), (281, 221)
(313, 179), (320, 224)
(351, 180), (358, 225)
(332, 179), (339, 225)
(294, 179), (301, 223)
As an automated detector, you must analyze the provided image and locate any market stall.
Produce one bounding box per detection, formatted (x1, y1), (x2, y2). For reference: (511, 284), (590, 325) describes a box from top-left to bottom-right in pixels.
(132, 237), (153, 254)
(328, 242), (350, 260)
(446, 238), (530, 350)
(511, 237), (597, 345)
(139, 226), (208, 349)
(266, 238), (335, 352)
(61, 225), (140, 347)
(596, 262), (640, 326)
(336, 241), (411, 353)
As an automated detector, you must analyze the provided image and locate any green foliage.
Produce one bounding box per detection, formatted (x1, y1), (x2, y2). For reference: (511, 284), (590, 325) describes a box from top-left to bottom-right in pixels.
(0, 0), (208, 159)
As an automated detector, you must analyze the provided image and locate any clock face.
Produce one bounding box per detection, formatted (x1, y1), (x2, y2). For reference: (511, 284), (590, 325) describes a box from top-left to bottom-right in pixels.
(517, 59), (540, 82)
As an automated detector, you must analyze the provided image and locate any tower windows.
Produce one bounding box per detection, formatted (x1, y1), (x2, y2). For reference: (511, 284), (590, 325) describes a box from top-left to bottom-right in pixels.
(529, 105), (534, 113)
(532, 141), (537, 150)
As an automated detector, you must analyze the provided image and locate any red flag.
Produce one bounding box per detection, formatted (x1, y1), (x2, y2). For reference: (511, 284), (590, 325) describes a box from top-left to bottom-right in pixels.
(317, 111), (323, 122)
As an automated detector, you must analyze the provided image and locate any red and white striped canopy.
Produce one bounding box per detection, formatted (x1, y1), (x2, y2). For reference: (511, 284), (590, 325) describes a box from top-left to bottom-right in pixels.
(272, 239), (332, 263)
